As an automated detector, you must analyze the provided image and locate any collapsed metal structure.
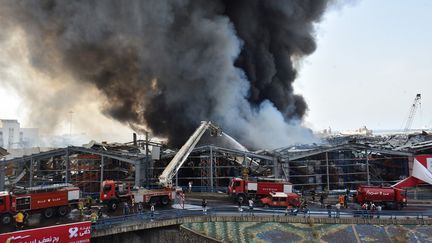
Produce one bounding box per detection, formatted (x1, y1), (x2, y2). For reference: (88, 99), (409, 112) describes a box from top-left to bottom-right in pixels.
(1, 129), (432, 194)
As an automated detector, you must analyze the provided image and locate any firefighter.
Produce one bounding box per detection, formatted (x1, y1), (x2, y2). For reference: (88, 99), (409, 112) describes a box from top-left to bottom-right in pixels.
(90, 211), (98, 224)
(338, 194), (345, 208)
(78, 200), (85, 217)
(15, 211), (25, 230)
(86, 196), (92, 210)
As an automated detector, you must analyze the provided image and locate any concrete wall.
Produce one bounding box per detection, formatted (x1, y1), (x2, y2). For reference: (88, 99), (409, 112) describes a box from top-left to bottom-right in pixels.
(92, 225), (221, 243)
(91, 215), (432, 238)
(92, 226), (180, 243)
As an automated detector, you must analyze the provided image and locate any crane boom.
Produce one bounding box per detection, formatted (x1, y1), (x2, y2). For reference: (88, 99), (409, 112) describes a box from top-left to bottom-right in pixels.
(158, 121), (221, 187)
(403, 94), (421, 133)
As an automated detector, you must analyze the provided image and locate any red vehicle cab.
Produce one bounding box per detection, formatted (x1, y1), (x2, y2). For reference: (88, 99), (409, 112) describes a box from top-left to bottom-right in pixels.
(260, 192), (301, 208)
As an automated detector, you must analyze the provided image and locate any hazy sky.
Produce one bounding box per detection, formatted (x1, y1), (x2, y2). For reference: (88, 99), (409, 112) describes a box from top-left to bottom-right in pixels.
(1, 0), (431, 138)
(296, 0), (432, 131)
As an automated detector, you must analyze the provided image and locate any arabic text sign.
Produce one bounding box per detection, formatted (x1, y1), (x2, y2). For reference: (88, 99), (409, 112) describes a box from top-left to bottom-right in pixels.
(0, 221), (91, 243)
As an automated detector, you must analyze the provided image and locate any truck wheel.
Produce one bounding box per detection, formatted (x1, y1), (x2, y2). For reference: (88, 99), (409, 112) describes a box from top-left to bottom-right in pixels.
(238, 195), (246, 204)
(150, 197), (158, 206)
(108, 200), (119, 212)
(57, 206), (70, 217)
(161, 196), (169, 206)
(43, 208), (55, 219)
(1, 214), (12, 225)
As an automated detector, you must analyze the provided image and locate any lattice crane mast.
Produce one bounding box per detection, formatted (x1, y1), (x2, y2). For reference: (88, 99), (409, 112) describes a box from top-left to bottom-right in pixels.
(403, 94), (421, 133)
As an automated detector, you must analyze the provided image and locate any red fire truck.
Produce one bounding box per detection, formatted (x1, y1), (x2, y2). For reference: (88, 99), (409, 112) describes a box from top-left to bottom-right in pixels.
(260, 192), (301, 208)
(353, 185), (407, 210)
(228, 177), (293, 202)
(0, 184), (80, 225)
(100, 180), (177, 211)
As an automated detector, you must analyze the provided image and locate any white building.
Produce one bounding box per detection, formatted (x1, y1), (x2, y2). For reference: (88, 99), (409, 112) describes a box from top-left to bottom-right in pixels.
(0, 119), (39, 150)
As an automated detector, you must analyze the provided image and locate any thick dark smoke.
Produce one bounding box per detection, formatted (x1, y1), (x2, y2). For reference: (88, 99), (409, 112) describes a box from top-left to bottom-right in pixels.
(0, 0), (331, 149)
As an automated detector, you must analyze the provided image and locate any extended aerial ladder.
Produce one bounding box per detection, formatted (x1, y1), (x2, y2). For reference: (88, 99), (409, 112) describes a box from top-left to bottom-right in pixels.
(403, 94), (421, 133)
(158, 121), (221, 187)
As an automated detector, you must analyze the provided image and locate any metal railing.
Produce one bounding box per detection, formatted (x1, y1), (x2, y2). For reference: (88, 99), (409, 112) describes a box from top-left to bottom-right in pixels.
(91, 206), (432, 231)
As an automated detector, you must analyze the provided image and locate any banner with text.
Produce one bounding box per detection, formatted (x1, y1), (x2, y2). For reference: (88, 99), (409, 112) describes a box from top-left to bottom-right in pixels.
(0, 221), (91, 243)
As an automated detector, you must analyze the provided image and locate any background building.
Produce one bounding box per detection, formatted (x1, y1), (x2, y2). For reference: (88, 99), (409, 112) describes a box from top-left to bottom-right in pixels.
(0, 119), (39, 150)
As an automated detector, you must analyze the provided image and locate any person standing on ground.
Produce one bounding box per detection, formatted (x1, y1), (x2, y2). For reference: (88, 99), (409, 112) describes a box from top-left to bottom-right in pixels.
(138, 202), (143, 214)
(131, 197), (136, 214)
(303, 205), (309, 218)
(335, 202), (341, 218)
(90, 211), (98, 224)
(78, 200), (84, 218)
(14, 211), (25, 230)
(338, 194), (345, 208)
(238, 197), (243, 213)
(370, 202), (376, 218)
(376, 205), (382, 219)
(202, 198), (207, 214)
(344, 194), (349, 209)
(150, 203), (155, 220)
(248, 198), (254, 216)
(319, 194), (325, 208)
(361, 202), (368, 218)
(188, 181), (193, 193)
(326, 204), (332, 218)
(123, 202), (129, 215)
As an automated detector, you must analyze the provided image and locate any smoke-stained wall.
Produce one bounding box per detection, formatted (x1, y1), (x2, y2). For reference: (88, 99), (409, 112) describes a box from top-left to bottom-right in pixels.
(0, 0), (331, 149)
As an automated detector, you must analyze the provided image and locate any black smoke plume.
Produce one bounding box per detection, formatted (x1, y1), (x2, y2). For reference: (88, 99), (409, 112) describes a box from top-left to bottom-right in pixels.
(0, 0), (331, 149)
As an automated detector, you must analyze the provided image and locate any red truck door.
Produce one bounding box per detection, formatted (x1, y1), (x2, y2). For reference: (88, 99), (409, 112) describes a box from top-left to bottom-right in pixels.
(0, 195), (8, 213)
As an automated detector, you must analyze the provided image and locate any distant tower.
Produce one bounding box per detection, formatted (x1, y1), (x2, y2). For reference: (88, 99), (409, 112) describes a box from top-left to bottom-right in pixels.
(403, 94), (421, 133)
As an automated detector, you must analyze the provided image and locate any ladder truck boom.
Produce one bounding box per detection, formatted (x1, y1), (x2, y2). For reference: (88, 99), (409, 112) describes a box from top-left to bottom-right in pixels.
(158, 121), (221, 187)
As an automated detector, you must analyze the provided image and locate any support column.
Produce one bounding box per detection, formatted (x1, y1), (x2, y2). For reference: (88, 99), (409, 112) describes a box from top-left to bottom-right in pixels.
(0, 159), (5, 191)
(135, 160), (141, 188)
(145, 132), (149, 187)
(100, 156), (104, 191)
(65, 148), (70, 184)
(273, 157), (279, 179)
(210, 146), (213, 192)
(365, 149), (370, 185)
(29, 157), (34, 187)
(243, 153), (248, 181)
(326, 152), (330, 191)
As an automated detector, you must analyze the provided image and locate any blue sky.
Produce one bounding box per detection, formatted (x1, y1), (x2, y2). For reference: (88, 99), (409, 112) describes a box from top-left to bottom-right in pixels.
(1, 0), (431, 135)
(296, 0), (432, 131)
